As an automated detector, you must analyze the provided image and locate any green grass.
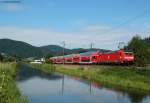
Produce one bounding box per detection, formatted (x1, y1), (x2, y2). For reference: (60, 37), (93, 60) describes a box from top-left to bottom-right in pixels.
(26, 63), (150, 94)
(0, 62), (27, 103)
(28, 63), (55, 73)
(56, 66), (150, 94)
(28, 63), (150, 94)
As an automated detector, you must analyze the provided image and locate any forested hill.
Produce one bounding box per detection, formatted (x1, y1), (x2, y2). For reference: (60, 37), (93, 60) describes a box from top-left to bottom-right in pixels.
(0, 38), (112, 58)
(0, 39), (43, 58)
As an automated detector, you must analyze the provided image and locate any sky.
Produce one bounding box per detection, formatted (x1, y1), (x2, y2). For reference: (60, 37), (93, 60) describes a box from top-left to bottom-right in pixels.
(0, 0), (150, 50)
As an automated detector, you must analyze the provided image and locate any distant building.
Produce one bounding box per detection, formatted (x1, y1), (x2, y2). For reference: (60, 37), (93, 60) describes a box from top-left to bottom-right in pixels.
(30, 58), (45, 64)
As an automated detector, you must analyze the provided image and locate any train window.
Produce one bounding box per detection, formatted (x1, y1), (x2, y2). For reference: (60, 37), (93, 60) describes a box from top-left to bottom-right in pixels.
(92, 56), (97, 59)
(80, 51), (96, 56)
(125, 52), (133, 56)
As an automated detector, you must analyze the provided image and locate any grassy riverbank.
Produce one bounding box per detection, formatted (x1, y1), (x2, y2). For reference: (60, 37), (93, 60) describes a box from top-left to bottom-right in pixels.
(57, 66), (150, 93)
(0, 63), (27, 103)
(29, 63), (150, 94)
(28, 63), (55, 73)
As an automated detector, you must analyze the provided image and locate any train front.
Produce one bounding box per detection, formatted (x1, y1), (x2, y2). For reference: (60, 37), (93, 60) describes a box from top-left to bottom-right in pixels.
(123, 51), (135, 64)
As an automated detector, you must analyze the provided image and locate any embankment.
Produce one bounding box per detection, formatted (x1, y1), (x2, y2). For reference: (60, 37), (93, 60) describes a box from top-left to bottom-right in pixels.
(0, 62), (27, 103)
(29, 63), (150, 94)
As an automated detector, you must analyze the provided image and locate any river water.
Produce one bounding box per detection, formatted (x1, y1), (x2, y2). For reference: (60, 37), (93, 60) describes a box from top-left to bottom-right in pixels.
(16, 65), (150, 103)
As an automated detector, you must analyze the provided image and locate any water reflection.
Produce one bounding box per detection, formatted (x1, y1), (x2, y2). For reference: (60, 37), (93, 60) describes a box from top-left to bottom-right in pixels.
(127, 93), (148, 103)
(61, 74), (64, 95)
(16, 65), (150, 103)
(16, 64), (62, 82)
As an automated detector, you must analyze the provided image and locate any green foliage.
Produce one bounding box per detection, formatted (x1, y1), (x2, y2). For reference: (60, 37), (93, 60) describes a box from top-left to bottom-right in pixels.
(0, 39), (43, 58)
(56, 66), (150, 94)
(127, 36), (150, 66)
(40, 45), (72, 56)
(3, 56), (22, 62)
(45, 53), (53, 59)
(28, 63), (55, 73)
(0, 39), (110, 58)
(27, 63), (150, 94)
(0, 63), (27, 103)
(44, 53), (53, 63)
(0, 53), (3, 61)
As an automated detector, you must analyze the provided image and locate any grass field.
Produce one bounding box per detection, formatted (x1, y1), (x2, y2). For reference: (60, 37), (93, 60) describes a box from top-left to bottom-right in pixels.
(0, 62), (27, 103)
(28, 63), (55, 73)
(29, 63), (150, 94)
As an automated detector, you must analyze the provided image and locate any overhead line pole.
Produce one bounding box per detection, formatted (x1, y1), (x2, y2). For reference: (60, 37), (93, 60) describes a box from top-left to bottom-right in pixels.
(62, 41), (66, 65)
(90, 42), (94, 49)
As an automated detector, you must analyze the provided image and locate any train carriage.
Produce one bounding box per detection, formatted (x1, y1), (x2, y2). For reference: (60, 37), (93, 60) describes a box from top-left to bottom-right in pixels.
(50, 49), (134, 65)
(65, 54), (74, 63)
(79, 51), (100, 64)
(72, 54), (80, 63)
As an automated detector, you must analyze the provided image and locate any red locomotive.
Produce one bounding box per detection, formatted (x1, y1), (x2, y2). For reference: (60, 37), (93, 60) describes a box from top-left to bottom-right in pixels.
(50, 50), (134, 65)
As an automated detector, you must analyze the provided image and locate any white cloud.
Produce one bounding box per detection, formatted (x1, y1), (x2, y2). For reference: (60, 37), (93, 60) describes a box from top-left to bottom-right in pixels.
(81, 25), (111, 33)
(0, 25), (149, 50)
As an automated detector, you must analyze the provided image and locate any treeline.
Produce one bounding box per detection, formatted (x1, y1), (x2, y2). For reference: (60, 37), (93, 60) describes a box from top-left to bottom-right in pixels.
(0, 36), (150, 67)
(125, 36), (150, 66)
(0, 54), (22, 62)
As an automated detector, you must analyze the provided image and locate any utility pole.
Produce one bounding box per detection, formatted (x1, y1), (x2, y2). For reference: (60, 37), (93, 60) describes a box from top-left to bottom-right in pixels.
(61, 74), (64, 95)
(90, 42), (94, 49)
(118, 42), (125, 50)
(62, 41), (66, 64)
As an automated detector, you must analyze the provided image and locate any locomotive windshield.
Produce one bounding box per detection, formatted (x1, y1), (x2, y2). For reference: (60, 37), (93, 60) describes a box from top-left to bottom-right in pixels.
(125, 52), (133, 56)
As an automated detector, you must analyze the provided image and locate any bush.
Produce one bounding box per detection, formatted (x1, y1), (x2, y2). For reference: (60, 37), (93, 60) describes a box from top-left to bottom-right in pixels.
(127, 36), (150, 66)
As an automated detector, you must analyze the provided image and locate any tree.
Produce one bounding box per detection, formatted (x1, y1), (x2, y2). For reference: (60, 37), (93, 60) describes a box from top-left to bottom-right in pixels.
(0, 53), (3, 62)
(45, 53), (53, 59)
(45, 53), (53, 63)
(127, 35), (150, 66)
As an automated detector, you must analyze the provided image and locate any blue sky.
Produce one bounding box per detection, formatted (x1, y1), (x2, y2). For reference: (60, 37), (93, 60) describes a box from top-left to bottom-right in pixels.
(0, 0), (150, 50)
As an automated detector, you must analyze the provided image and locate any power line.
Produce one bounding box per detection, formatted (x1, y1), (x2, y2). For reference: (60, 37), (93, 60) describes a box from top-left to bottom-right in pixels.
(102, 9), (150, 35)
(118, 42), (125, 49)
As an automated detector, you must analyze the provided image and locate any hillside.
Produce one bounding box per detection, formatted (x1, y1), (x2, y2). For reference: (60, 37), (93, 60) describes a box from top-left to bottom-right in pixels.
(71, 48), (110, 53)
(40, 45), (110, 56)
(0, 38), (110, 58)
(39, 45), (72, 56)
(0, 39), (43, 58)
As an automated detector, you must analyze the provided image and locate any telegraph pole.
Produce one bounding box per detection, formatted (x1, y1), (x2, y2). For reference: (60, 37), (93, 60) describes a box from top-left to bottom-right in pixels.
(62, 41), (66, 64)
(118, 42), (125, 50)
(90, 42), (94, 49)
(61, 74), (64, 95)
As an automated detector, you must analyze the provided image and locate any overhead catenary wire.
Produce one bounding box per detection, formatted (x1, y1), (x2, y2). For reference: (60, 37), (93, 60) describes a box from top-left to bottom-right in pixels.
(102, 8), (150, 35)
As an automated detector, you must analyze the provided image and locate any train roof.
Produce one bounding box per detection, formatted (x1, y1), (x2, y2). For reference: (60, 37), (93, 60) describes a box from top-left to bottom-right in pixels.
(64, 54), (75, 57)
(79, 51), (98, 56)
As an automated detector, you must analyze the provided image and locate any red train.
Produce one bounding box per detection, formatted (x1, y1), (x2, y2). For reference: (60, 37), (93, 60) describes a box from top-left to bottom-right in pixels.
(50, 50), (134, 65)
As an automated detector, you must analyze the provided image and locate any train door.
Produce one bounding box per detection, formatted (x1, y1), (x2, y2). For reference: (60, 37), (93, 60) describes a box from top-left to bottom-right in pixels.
(117, 50), (124, 63)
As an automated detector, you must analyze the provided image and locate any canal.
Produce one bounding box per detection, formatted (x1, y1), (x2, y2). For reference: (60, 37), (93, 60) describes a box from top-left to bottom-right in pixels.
(16, 65), (150, 103)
